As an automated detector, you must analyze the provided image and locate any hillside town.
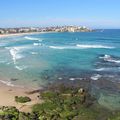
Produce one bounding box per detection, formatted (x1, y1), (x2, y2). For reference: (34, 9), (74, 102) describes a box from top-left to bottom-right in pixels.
(0, 26), (92, 34)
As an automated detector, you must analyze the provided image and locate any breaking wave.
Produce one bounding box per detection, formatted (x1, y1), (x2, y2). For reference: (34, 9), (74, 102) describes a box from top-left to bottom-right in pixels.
(6, 45), (31, 64)
(9, 47), (24, 64)
(49, 46), (67, 49)
(0, 80), (14, 87)
(99, 54), (120, 63)
(49, 44), (114, 50)
(91, 74), (102, 80)
(24, 36), (42, 41)
(15, 65), (27, 71)
(76, 44), (114, 49)
(94, 68), (107, 71)
(33, 43), (42, 46)
(94, 67), (120, 72)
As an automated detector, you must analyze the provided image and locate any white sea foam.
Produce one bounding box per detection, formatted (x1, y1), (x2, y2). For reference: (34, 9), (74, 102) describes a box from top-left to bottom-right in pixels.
(95, 68), (107, 71)
(0, 79), (24, 88)
(76, 44), (114, 49)
(69, 77), (83, 81)
(99, 54), (111, 59)
(69, 78), (75, 81)
(9, 47), (23, 64)
(31, 52), (38, 55)
(15, 65), (27, 71)
(94, 67), (114, 71)
(33, 43), (42, 46)
(107, 59), (120, 63)
(0, 80), (14, 87)
(6, 46), (30, 70)
(49, 44), (114, 50)
(100, 54), (120, 63)
(91, 74), (102, 80)
(49, 46), (66, 49)
(24, 36), (42, 41)
(6, 45), (31, 64)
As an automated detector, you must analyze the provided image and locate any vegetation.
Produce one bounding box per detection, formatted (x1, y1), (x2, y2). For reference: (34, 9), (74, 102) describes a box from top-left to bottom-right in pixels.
(107, 112), (120, 120)
(0, 86), (120, 120)
(31, 87), (110, 120)
(15, 96), (31, 103)
(0, 106), (38, 120)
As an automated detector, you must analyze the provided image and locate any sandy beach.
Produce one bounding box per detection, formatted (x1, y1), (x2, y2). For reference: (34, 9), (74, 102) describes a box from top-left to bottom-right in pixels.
(0, 32), (43, 38)
(0, 31), (56, 38)
(0, 82), (42, 112)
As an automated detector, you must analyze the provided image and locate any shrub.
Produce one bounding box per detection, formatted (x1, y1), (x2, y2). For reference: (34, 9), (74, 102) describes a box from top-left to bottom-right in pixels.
(32, 102), (56, 113)
(41, 91), (58, 100)
(15, 96), (31, 103)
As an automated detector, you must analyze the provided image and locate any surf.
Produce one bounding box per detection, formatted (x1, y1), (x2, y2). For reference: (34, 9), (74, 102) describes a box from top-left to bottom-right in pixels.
(0, 80), (15, 87)
(100, 54), (120, 63)
(49, 44), (115, 50)
(76, 44), (114, 49)
(24, 36), (42, 41)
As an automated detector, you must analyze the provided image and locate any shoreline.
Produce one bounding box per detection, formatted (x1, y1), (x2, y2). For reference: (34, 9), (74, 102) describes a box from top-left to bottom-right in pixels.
(0, 74), (120, 112)
(0, 31), (56, 38)
(0, 82), (42, 112)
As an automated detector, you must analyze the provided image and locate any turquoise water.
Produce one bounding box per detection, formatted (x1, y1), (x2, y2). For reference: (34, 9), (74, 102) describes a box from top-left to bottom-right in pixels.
(0, 30), (120, 109)
(0, 30), (120, 87)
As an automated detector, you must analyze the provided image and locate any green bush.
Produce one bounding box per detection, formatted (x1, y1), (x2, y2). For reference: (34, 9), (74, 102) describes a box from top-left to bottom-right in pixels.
(41, 91), (58, 100)
(0, 107), (19, 120)
(15, 96), (31, 103)
(32, 102), (56, 113)
(107, 112), (120, 120)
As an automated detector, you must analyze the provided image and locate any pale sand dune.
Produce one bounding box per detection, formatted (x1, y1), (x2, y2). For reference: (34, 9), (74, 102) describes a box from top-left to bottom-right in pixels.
(0, 83), (42, 112)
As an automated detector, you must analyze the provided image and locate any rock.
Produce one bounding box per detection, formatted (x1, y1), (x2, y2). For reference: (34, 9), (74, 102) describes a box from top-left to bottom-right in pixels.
(10, 78), (18, 81)
(78, 88), (85, 94)
(25, 89), (41, 95)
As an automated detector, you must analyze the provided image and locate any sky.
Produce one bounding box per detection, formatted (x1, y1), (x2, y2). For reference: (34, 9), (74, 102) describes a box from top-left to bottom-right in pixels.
(0, 0), (120, 28)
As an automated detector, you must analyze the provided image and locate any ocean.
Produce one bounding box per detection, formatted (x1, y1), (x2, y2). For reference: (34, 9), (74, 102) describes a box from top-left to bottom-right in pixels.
(0, 29), (120, 109)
